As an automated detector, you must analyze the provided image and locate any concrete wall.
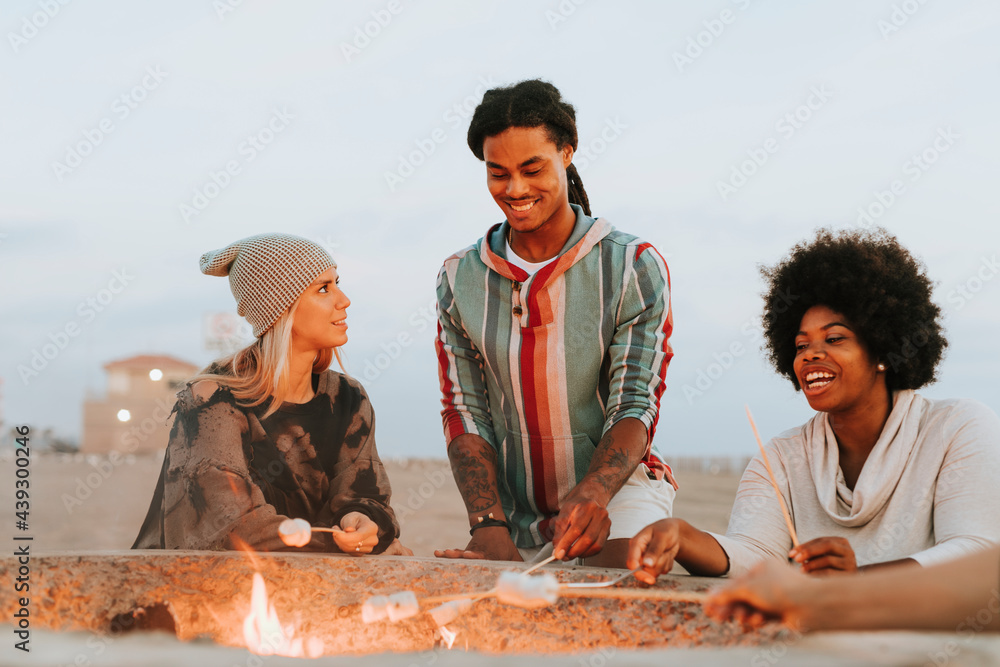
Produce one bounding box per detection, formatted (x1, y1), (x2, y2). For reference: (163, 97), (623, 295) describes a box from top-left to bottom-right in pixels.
(81, 362), (196, 454)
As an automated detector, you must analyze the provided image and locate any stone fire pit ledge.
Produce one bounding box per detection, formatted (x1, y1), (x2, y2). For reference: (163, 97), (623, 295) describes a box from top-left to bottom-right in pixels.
(1, 550), (771, 654)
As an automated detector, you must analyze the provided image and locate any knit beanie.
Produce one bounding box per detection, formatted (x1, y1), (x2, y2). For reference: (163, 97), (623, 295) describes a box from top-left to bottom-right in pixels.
(199, 233), (335, 338)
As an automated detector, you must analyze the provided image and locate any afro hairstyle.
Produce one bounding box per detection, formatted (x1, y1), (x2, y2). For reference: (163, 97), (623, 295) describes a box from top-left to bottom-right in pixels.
(760, 227), (946, 391)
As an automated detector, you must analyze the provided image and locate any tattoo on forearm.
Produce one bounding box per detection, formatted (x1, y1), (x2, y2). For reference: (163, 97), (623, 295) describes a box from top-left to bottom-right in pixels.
(451, 446), (500, 514)
(588, 434), (635, 496)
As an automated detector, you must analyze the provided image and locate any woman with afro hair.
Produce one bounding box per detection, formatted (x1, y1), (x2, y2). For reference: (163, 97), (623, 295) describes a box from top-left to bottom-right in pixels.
(625, 228), (1000, 582)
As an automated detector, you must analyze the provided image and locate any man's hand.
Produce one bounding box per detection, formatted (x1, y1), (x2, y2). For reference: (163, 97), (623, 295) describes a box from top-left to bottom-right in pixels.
(434, 526), (523, 561)
(790, 537), (857, 575)
(550, 418), (647, 560)
(551, 484), (611, 560)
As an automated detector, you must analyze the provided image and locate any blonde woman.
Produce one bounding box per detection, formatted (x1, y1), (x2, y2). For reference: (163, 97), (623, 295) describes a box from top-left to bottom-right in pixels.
(133, 233), (408, 555)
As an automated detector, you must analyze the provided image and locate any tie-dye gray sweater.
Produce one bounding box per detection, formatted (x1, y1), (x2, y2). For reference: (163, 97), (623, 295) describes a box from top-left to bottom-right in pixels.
(133, 370), (399, 552)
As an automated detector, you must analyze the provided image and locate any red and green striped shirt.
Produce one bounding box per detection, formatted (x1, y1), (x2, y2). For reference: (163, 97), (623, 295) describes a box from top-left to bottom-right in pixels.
(436, 206), (674, 547)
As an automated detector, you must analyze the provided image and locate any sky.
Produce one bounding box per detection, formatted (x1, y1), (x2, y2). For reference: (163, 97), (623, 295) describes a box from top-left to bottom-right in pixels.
(2, 0), (999, 461)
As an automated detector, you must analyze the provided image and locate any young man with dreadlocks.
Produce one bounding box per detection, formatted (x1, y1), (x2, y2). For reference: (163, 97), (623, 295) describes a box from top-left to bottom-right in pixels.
(433, 80), (677, 567)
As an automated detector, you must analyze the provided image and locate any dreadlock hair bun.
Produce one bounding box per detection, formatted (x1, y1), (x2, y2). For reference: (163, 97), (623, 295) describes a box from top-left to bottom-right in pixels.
(467, 79), (591, 216)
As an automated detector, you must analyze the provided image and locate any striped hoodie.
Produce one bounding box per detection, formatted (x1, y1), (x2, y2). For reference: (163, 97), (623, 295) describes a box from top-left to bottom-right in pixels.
(435, 205), (674, 548)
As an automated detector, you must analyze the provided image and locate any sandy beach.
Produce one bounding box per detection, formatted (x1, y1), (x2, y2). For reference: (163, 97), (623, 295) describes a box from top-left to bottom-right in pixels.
(8, 453), (740, 557)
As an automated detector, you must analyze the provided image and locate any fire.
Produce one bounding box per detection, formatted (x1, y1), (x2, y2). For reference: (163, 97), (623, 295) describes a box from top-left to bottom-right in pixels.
(243, 572), (323, 658)
(439, 625), (458, 649)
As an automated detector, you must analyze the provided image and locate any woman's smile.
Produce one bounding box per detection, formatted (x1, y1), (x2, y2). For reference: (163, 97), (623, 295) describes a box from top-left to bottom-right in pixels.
(801, 368), (837, 394)
(793, 305), (884, 415)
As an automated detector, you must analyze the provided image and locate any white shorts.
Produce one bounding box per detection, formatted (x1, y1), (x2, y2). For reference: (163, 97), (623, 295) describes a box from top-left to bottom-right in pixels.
(518, 464), (676, 563)
(606, 463), (677, 540)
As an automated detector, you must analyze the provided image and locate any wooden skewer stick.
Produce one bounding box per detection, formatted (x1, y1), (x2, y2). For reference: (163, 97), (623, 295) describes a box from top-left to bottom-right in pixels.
(417, 559), (558, 607)
(422, 586), (708, 607)
(558, 588), (709, 604)
(420, 588), (497, 607)
(521, 554), (558, 575)
(421, 555), (558, 605)
(745, 405), (800, 548)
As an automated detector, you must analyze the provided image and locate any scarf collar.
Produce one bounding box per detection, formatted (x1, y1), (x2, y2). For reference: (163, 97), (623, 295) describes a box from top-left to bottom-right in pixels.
(805, 389), (926, 527)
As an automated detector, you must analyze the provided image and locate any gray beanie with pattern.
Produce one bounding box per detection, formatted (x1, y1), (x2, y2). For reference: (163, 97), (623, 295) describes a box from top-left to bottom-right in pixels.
(200, 233), (335, 338)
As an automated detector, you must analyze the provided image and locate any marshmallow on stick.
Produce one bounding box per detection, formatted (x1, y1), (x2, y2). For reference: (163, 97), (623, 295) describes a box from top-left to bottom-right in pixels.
(361, 595), (390, 624)
(386, 591), (420, 622)
(495, 572), (560, 609)
(361, 592), (420, 624)
(277, 518), (343, 547)
(278, 518), (312, 547)
(427, 599), (474, 627)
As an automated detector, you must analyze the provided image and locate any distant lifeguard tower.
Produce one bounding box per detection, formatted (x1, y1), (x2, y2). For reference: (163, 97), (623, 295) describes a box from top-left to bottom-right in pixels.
(81, 354), (199, 454)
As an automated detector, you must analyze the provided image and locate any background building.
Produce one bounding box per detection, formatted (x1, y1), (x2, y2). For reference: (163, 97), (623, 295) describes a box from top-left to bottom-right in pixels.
(81, 355), (198, 454)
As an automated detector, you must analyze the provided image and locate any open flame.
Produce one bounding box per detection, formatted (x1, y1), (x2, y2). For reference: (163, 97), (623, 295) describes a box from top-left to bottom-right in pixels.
(439, 625), (458, 649)
(243, 572), (323, 658)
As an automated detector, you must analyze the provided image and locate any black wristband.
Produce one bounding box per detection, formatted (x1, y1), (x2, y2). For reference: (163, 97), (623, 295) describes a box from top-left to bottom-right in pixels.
(469, 514), (510, 536)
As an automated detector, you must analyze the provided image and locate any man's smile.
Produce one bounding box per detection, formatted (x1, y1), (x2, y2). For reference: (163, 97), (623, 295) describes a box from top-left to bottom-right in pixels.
(507, 199), (539, 212)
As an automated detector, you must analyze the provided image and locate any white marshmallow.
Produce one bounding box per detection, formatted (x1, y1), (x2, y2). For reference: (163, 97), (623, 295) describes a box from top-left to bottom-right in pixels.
(278, 518), (312, 547)
(361, 595), (390, 624)
(495, 572), (559, 609)
(428, 599), (474, 626)
(386, 591), (420, 622)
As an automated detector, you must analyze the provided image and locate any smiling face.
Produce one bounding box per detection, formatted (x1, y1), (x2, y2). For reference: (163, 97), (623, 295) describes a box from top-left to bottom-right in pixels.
(482, 126), (576, 241)
(793, 305), (887, 415)
(290, 267), (350, 353)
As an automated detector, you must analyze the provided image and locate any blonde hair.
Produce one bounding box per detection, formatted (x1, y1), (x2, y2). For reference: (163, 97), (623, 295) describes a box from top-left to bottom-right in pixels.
(193, 299), (344, 418)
